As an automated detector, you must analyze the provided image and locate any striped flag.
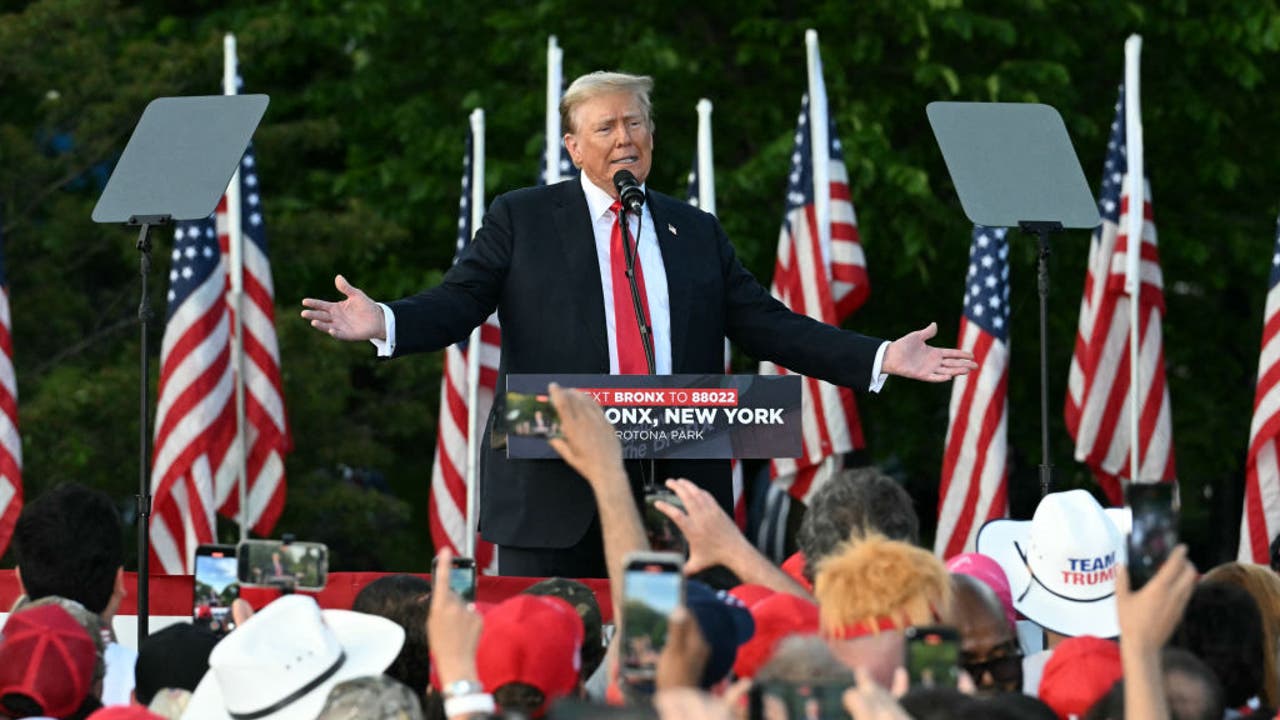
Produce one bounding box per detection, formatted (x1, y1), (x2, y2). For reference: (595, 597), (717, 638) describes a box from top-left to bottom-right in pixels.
(0, 225), (22, 557)
(150, 208), (234, 573)
(1239, 213), (1280, 563)
(758, 83), (870, 504)
(684, 105), (745, 530)
(150, 66), (289, 573)
(217, 138), (290, 536)
(428, 127), (499, 573)
(935, 227), (1010, 558)
(538, 36), (578, 186)
(1064, 85), (1175, 504)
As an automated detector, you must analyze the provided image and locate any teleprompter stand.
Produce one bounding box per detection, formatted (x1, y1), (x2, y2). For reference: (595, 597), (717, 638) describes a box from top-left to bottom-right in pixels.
(927, 102), (1100, 498)
(92, 94), (269, 646)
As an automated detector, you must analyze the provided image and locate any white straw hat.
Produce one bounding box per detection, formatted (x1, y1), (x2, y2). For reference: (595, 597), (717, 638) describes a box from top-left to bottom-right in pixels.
(182, 594), (405, 720)
(976, 489), (1130, 638)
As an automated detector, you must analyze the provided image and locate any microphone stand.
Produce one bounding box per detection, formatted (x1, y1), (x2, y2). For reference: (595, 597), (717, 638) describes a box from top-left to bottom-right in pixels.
(618, 203), (656, 375)
(618, 201), (658, 496)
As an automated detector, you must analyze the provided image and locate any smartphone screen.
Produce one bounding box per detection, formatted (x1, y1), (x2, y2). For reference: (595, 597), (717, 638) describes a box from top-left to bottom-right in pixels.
(620, 555), (683, 680)
(749, 682), (853, 720)
(193, 544), (239, 636)
(499, 391), (561, 438)
(440, 557), (476, 602)
(1126, 483), (1177, 590)
(236, 539), (330, 590)
(906, 626), (961, 688)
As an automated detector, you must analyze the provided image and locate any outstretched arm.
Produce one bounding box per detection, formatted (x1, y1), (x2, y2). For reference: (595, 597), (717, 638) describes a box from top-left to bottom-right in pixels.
(300, 274), (386, 341)
(882, 322), (977, 383)
(546, 383), (650, 614)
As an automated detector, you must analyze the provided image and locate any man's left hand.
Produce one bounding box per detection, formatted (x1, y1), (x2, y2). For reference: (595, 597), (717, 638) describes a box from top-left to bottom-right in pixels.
(882, 322), (977, 382)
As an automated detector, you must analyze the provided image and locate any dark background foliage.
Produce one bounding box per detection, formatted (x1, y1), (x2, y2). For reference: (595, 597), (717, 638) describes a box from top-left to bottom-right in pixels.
(1, 0), (1278, 571)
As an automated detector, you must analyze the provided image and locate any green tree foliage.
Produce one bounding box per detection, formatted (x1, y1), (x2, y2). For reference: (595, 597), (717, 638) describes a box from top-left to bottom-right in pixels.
(1, 0), (1278, 570)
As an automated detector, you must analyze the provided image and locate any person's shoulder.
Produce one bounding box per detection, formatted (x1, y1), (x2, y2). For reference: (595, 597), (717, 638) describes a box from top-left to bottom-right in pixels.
(493, 179), (579, 211)
(650, 188), (717, 218)
(647, 188), (721, 235)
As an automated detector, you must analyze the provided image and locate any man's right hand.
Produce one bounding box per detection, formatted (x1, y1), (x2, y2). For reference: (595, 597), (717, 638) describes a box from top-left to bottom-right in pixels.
(547, 383), (625, 490)
(300, 274), (386, 341)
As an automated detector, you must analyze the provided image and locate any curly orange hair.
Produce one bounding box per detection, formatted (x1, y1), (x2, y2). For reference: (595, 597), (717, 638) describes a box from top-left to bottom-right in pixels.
(814, 533), (952, 638)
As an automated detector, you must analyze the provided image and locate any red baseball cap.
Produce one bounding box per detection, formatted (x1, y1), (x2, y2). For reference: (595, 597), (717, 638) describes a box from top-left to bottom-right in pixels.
(780, 551), (814, 592)
(476, 595), (584, 717)
(1038, 636), (1122, 719)
(732, 593), (820, 679)
(0, 604), (97, 719)
(727, 583), (776, 608)
(87, 706), (166, 720)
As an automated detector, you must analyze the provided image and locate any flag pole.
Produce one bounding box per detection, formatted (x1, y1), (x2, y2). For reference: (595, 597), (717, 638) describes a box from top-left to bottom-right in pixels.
(463, 108), (485, 560)
(696, 99), (716, 216)
(545, 36), (563, 184)
(1124, 35), (1144, 486)
(805, 29), (831, 262)
(224, 32), (249, 542)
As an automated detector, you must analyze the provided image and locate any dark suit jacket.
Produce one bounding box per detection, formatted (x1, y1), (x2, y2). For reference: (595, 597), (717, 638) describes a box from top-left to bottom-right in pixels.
(389, 179), (883, 548)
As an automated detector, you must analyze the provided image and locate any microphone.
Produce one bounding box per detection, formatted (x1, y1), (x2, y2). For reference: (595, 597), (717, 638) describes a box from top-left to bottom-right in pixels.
(612, 169), (645, 214)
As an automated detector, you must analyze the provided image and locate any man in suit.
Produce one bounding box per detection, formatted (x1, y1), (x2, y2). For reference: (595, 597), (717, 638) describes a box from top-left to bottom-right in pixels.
(302, 71), (975, 577)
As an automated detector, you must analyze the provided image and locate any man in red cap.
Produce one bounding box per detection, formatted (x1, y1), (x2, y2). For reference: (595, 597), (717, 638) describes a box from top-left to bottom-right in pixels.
(475, 595), (585, 718)
(0, 604), (100, 719)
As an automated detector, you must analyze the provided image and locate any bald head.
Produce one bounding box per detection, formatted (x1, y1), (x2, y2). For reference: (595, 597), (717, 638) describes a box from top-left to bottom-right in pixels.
(952, 574), (1020, 693)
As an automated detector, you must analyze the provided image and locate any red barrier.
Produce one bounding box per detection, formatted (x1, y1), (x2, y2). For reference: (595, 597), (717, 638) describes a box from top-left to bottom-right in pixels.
(0, 571), (614, 622)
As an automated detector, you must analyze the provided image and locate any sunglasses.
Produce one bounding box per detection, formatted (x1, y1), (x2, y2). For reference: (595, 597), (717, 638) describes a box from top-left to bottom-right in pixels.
(961, 646), (1024, 686)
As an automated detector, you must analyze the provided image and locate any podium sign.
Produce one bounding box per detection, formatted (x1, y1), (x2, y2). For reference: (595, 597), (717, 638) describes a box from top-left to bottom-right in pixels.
(504, 374), (802, 460)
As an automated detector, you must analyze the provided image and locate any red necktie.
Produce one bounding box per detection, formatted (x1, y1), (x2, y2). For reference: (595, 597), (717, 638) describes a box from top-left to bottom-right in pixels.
(609, 200), (653, 374)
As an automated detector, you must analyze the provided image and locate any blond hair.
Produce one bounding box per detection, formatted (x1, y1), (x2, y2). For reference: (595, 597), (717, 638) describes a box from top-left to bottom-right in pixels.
(560, 71), (654, 134)
(814, 533), (952, 638)
(1203, 562), (1280, 707)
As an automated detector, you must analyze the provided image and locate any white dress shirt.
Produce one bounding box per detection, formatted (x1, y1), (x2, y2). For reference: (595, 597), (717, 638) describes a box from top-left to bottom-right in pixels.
(579, 172), (672, 374)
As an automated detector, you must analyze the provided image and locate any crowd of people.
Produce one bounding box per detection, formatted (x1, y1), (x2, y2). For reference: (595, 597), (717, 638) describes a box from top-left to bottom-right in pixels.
(0, 383), (1274, 720)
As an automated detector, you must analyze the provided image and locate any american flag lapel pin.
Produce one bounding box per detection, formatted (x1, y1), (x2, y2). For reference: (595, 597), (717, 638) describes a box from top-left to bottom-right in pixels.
(668, 223), (678, 236)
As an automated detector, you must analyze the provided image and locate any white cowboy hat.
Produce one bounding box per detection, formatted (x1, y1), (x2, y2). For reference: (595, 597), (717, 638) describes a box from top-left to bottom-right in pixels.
(182, 594), (404, 720)
(976, 489), (1131, 639)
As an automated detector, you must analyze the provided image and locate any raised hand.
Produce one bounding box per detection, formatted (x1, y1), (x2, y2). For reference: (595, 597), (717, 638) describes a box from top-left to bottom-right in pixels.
(547, 383), (625, 490)
(300, 274), (386, 342)
(427, 547), (485, 688)
(882, 322), (977, 382)
(654, 478), (743, 575)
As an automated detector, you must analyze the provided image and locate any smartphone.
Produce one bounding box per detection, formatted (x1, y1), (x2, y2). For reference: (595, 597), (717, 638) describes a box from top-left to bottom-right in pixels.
(236, 539), (329, 590)
(620, 552), (684, 683)
(1126, 482), (1177, 590)
(748, 681), (853, 720)
(193, 544), (238, 636)
(432, 555), (477, 602)
(643, 491), (687, 555)
(499, 391), (561, 438)
(905, 625), (961, 688)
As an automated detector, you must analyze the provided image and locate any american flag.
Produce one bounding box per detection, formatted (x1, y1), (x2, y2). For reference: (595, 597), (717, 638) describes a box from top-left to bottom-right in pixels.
(686, 148), (746, 530)
(216, 141), (290, 536)
(1064, 85), (1175, 504)
(150, 207), (235, 573)
(935, 227), (1010, 558)
(1238, 213), (1280, 563)
(0, 225), (22, 557)
(758, 91), (869, 504)
(538, 140), (578, 185)
(428, 127), (499, 573)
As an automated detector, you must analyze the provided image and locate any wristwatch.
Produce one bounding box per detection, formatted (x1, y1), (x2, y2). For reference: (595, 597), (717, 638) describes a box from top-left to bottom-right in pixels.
(443, 679), (485, 699)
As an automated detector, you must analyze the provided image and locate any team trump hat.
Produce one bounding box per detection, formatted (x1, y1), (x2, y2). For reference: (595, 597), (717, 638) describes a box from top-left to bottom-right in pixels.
(976, 489), (1130, 639)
